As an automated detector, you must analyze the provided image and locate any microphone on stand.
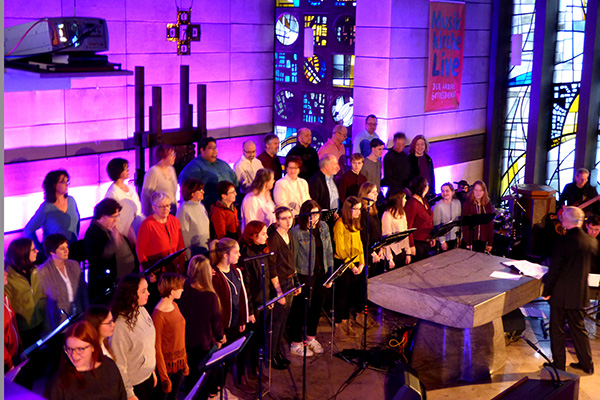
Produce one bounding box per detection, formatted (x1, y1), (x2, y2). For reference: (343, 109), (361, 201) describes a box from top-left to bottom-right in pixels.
(362, 197), (375, 203)
(242, 251), (275, 262)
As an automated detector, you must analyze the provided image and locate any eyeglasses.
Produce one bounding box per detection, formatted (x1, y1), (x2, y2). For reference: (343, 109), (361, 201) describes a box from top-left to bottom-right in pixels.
(64, 344), (91, 355)
(351, 207), (362, 211)
(59, 180), (70, 185)
(226, 191), (237, 195)
(155, 204), (171, 209)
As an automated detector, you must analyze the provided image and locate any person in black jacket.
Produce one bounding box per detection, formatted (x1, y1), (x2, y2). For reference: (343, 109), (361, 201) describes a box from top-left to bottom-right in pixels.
(557, 168), (599, 215)
(308, 154), (341, 214)
(287, 128), (320, 181)
(84, 199), (137, 304)
(383, 132), (411, 195)
(542, 206), (596, 374)
(408, 135), (435, 198)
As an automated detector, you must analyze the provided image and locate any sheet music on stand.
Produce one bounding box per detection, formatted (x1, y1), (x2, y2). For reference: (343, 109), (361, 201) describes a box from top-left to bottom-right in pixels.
(321, 208), (337, 222)
(500, 260), (548, 280)
(323, 255), (358, 287)
(257, 284), (305, 312)
(589, 273), (600, 287)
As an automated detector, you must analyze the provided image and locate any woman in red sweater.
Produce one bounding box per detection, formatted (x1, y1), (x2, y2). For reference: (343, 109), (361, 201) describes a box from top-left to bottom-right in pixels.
(152, 273), (189, 400)
(405, 176), (435, 262)
(462, 180), (495, 253)
(209, 181), (241, 240)
(136, 191), (186, 275)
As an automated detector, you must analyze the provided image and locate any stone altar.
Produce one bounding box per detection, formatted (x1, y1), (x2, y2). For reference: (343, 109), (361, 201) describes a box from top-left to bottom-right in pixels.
(368, 248), (543, 386)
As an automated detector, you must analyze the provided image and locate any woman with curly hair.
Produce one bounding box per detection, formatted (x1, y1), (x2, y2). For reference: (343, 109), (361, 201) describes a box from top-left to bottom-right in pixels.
(111, 274), (156, 400)
(45, 321), (126, 400)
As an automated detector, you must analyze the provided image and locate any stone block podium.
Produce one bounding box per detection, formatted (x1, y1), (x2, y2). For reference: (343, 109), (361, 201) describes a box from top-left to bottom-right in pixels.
(368, 248), (543, 386)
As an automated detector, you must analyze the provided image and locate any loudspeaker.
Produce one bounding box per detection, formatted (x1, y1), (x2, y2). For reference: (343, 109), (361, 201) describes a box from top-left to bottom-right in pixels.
(502, 308), (526, 334)
(385, 363), (426, 400)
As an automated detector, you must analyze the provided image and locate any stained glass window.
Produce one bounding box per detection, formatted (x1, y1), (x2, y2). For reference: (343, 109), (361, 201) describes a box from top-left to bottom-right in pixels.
(331, 95), (353, 127)
(276, 13), (300, 46)
(277, 0), (299, 7)
(546, 0), (587, 193)
(335, 15), (355, 46)
(499, 0), (535, 199)
(304, 15), (328, 46)
(303, 55), (326, 84)
(335, 0), (357, 6)
(332, 54), (354, 88)
(275, 89), (297, 120)
(303, 92), (326, 124)
(275, 126), (298, 157)
(275, 52), (298, 83)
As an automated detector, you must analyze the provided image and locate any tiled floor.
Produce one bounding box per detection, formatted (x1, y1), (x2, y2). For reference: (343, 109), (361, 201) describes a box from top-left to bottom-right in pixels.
(230, 302), (599, 400)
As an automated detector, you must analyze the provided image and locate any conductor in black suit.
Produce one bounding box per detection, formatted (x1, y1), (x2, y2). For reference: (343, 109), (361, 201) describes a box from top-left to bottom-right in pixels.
(542, 206), (596, 374)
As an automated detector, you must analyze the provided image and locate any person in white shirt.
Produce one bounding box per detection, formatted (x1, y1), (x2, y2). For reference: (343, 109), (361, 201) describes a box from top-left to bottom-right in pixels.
(381, 190), (412, 269)
(234, 140), (264, 194)
(241, 168), (276, 230)
(141, 144), (178, 216)
(177, 178), (211, 257)
(273, 155), (311, 216)
(105, 158), (145, 243)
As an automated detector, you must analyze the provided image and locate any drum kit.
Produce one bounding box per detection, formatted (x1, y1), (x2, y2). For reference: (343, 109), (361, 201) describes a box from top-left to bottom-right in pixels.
(492, 192), (525, 258)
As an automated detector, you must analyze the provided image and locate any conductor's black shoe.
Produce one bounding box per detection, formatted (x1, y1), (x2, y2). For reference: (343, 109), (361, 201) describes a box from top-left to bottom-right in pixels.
(569, 362), (594, 374)
(271, 358), (288, 370)
(276, 351), (291, 366)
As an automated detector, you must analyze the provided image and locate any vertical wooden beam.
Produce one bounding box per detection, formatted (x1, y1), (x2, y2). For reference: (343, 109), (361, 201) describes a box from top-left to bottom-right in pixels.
(180, 65), (192, 130)
(134, 66), (145, 194)
(197, 84), (208, 149)
(525, 0), (559, 185)
(574, 0), (600, 171)
(484, 0), (512, 202)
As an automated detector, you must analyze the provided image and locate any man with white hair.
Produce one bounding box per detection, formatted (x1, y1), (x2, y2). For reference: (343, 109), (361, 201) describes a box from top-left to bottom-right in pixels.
(234, 140), (264, 194)
(542, 206), (596, 374)
(309, 154), (341, 213)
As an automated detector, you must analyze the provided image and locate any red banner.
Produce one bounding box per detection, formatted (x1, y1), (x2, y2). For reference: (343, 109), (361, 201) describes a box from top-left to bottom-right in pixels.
(425, 1), (465, 112)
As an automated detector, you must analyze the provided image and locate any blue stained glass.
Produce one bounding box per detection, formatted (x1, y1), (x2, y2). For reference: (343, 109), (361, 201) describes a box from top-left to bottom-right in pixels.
(508, 71), (532, 87)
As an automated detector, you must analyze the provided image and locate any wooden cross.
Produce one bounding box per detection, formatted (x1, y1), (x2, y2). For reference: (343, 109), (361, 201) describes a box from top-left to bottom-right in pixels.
(166, 9), (201, 55)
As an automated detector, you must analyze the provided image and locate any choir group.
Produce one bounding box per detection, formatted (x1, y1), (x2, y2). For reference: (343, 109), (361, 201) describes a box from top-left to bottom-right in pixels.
(5, 118), (498, 400)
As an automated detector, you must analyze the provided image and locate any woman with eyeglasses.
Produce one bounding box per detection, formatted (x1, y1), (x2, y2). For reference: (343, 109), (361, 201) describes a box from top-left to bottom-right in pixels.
(24, 169), (80, 255)
(83, 305), (116, 359)
(137, 191), (186, 275)
(112, 274), (157, 400)
(288, 200), (333, 357)
(332, 197), (365, 341)
(45, 321), (126, 400)
(141, 144), (178, 217)
(4, 238), (45, 349)
(210, 180), (241, 240)
(38, 233), (88, 333)
(273, 155), (311, 216)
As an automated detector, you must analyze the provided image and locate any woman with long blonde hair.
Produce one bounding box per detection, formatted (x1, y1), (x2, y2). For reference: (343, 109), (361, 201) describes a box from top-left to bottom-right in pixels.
(179, 255), (226, 399)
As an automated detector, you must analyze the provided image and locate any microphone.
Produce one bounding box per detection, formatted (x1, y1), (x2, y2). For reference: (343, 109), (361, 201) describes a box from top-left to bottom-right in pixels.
(521, 335), (563, 387)
(362, 197), (375, 203)
(242, 251), (275, 262)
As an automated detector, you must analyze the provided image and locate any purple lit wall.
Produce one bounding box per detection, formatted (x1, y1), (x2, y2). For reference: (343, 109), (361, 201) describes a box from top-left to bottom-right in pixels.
(4, 1), (275, 243)
(353, 0), (492, 193)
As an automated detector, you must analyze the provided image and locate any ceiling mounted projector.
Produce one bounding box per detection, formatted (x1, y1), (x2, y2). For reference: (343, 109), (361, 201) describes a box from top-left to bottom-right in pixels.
(5, 17), (109, 58)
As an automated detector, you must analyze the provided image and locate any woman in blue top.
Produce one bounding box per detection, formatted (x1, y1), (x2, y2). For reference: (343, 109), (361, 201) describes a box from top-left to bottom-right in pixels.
(24, 170), (80, 255)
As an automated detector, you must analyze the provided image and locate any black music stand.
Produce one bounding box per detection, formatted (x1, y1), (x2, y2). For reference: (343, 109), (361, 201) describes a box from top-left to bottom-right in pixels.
(195, 333), (253, 400)
(142, 248), (187, 276)
(430, 219), (462, 253)
(461, 213), (496, 252)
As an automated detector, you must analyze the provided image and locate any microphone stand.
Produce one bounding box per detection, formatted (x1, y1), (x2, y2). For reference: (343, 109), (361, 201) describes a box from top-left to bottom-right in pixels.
(241, 250), (275, 400)
(521, 335), (563, 387)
